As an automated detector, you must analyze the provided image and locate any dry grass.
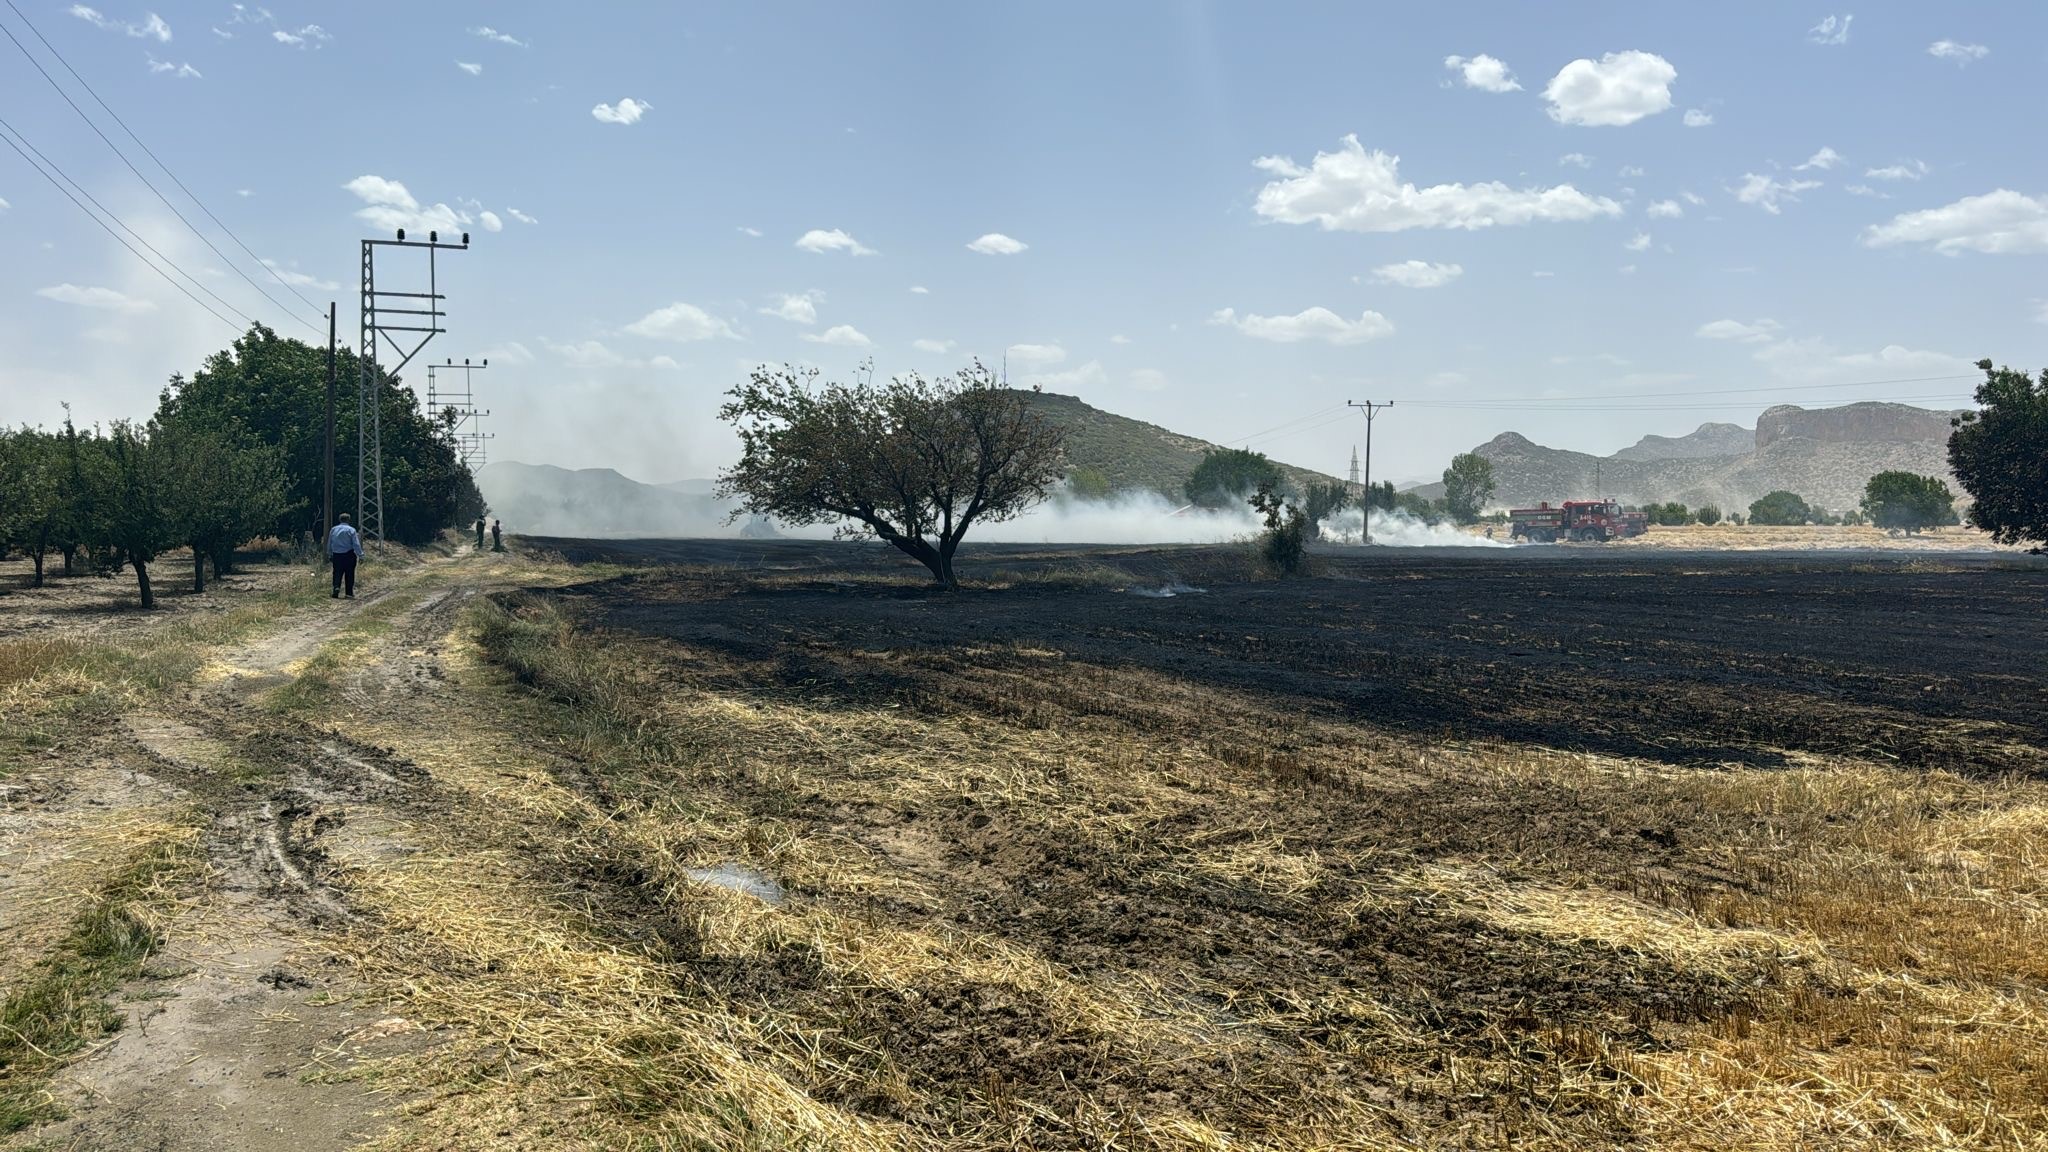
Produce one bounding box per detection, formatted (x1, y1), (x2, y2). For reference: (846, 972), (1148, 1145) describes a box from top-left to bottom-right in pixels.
(283, 584), (2048, 1151)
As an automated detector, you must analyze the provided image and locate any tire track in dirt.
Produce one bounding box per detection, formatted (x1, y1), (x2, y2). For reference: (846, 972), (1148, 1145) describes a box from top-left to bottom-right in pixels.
(19, 565), (471, 1152)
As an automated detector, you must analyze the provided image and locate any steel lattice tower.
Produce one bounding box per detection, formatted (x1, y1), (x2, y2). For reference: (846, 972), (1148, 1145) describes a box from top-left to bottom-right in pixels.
(426, 358), (494, 468)
(357, 229), (469, 540)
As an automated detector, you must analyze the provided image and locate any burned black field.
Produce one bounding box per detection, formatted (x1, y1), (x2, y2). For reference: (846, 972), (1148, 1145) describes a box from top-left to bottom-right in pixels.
(537, 539), (2048, 779)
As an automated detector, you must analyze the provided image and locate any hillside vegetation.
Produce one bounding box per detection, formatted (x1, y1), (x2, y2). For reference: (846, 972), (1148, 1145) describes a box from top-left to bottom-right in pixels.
(1017, 391), (1340, 500)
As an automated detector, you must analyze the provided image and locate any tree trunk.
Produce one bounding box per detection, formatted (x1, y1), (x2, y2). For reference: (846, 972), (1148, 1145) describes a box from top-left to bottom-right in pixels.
(886, 536), (950, 588)
(62, 545), (77, 577)
(192, 545), (206, 593)
(30, 549), (44, 589)
(212, 545), (235, 576)
(133, 556), (154, 609)
(937, 538), (960, 590)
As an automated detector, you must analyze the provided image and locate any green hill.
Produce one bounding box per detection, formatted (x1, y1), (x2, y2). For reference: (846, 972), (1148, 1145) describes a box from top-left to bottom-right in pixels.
(1016, 390), (1340, 501)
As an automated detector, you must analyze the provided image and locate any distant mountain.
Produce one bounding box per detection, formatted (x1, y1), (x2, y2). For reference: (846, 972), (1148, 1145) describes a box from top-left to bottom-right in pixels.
(1407, 402), (1968, 513)
(1612, 422), (1753, 461)
(478, 462), (760, 537)
(1018, 390), (1340, 499)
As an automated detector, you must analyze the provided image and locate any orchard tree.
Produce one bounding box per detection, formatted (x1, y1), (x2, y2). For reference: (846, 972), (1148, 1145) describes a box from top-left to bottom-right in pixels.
(1184, 448), (1285, 509)
(1748, 490), (1813, 526)
(1301, 479), (1352, 539)
(1861, 471), (1958, 535)
(1949, 360), (2048, 547)
(155, 415), (293, 591)
(85, 422), (180, 608)
(718, 362), (1065, 588)
(1441, 452), (1496, 524)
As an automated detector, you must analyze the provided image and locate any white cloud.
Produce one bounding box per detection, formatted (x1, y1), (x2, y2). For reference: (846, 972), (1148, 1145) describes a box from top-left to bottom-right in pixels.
(591, 98), (650, 125)
(1209, 306), (1394, 345)
(1252, 136), (1622, 232)
(1753, 337), (1967, 383)
(1108, 333), (1131, 344)
(480, 341), (535, 365)
(1928, 40), (1989, 65)
(456, 61), (482, 76)
(1625, 231), (1652, 251)
(272, 24), (328, 47)
(1129, 368), (1168, 392)
(1795, 146), (1843, 171)
(649, 355), (681, 371)
(146, 56), (201, 78)
(1370, 260), (1463, 288)
(1558, 152), (1593, 168)
(471, 26), (526, 47)
(1531, 270), (1555, 278)
(0, 198), (9, 212)
(477, 211), (503, 232)
(1696, 318), (1782, 343)
(759, 291), (820, 324)
(1865, 159), (1929, 181)
(235, 189), (251, 197)
(794, 228), (875, 256)
(35, 283), (156, 313)
(1618, 164), (1645, 178)
(735, 225), (760, 237)
(1808, 15), (1852, 45)
(1646, 199), (1683, 218)
(1844, 184), (1887, 199)
(1683, 108), (1714, 127)
(803, 324), (871, 348)
(912, 338), (953, 354)
(967, 232), (1028, 255)
(258, 259), (338, 291)
(1681, 191), (1707, 206)
(1732, 173), (1822, 214)
(507, 207), (537, 225)
(1618, 264), (1637, 275)
(69, 6), (170, 40)
(1005, 343), (1066, 367)
(211, 25), (229, 38)
(546, 339), (628, 368)
(1442, 53), (1520, 92)
(1543, 51), (1676, 127)
(1025, 361), (1107, 391)
(623, 302), (740, 342)
(1862, 190), (2048, 255)
(342, 175), (475, 235)
(909, 285), (929, 294)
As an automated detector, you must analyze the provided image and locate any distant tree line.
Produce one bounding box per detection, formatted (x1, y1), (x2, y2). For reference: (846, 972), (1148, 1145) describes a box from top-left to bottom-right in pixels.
(0, 325), (484, 608)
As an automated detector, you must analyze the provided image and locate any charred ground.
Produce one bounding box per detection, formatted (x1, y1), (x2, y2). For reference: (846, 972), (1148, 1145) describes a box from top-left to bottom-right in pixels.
(537, 539), (2048, 779)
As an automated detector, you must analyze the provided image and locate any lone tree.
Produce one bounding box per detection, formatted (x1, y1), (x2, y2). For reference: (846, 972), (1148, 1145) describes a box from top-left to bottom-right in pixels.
(1441, 452), (1496, 524)
(1300, 479), (1352, 540)
(1185, 448), (1284, 509)
(718, 362), (1065, 588)
(1861, 471), (1958, 535)
(1949, 359), (2048, 547)
(1748, 490), (1813, 526)
(1696, 504), (1722, 526)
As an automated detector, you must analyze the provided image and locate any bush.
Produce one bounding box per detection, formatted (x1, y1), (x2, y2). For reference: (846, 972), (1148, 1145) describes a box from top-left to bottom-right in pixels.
(1065, 467), (1112, 500)
(1186, 448), (1285, 509)
(1748, 490), (1813, 526)
(1861, 470), (1959, 535)
(1441, 453), (1496, 525)
(1696, 504), (1722, 526)
(1250, 483), (1309, 576)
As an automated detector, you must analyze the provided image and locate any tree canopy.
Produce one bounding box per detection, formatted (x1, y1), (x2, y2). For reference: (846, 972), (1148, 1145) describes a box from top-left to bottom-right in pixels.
(157, 325), (482, 545)
(1184, 448), (1285, 509)
(1860, 471), (1958, 535)
(1441, 452), (1496, 524)
(1948, 360), (2048, 547)
(718, 362), (1066, 588)
(1748, 490), (1813, 526)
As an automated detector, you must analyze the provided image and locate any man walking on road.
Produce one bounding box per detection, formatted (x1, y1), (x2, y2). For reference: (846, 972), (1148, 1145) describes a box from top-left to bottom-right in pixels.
(328, 513), (363, 599)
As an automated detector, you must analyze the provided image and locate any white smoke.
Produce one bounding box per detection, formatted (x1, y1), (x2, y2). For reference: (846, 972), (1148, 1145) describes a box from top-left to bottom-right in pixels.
(975, 489), (1259, 543)
(1316, 507), (1513, 548)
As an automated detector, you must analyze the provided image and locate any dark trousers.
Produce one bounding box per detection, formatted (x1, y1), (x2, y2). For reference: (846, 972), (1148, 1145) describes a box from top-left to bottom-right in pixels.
(331, 551), (357, 596)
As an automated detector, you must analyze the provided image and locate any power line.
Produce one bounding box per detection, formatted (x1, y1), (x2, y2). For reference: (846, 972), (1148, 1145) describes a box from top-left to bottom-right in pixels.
(1393, 393), (1976, 413)
(0, 2), (322, 335)
(1, 0), (325, 319)
(0, 115), (259, 328)
(1218, 402), (1350, 448)
(0, 126), (239, 331)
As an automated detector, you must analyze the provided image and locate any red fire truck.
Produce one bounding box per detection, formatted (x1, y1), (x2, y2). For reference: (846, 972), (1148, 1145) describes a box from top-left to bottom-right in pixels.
(1509, 500), (1649, 543)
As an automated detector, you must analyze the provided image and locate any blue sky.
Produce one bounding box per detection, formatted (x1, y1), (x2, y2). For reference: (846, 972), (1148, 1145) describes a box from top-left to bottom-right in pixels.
(3, 1), (2045, 485)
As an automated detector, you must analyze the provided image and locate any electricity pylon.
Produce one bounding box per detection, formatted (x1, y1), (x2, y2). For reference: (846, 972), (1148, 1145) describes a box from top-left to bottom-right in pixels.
(359, 228), (469, 540)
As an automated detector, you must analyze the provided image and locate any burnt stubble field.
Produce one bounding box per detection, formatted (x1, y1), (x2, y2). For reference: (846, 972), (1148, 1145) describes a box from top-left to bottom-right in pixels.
(463, 538), (2048, 1149)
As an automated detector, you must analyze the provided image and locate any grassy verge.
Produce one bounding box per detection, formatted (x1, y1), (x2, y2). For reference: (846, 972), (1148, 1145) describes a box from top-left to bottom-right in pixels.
(0, 816), (201, 1133)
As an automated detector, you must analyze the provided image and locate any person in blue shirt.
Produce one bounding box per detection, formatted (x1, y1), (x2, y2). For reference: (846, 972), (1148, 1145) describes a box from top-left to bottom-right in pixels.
(327, 514), (363, 598)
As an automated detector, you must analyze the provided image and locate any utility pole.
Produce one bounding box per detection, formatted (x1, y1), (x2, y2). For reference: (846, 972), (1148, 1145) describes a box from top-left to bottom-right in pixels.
(1347, 400), (1392, 545)
(426, 358), (494, 468)
(359, 228), (469, 541)
(321, 301), (336, 552)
